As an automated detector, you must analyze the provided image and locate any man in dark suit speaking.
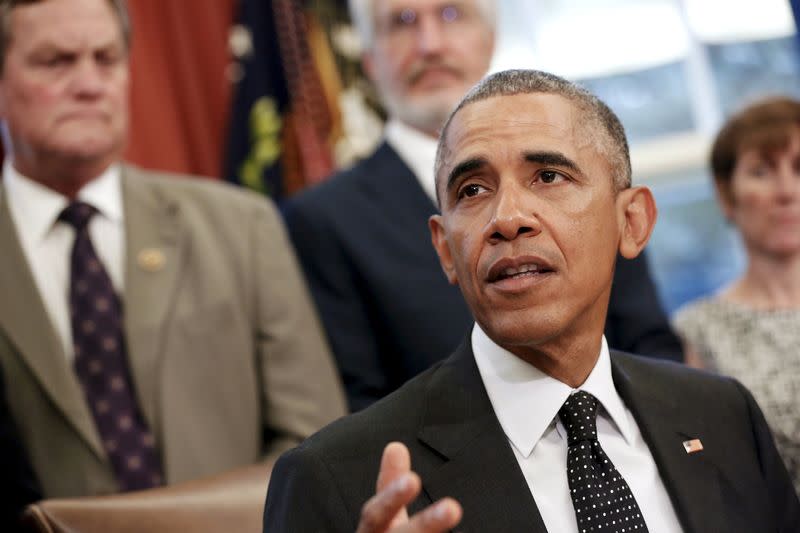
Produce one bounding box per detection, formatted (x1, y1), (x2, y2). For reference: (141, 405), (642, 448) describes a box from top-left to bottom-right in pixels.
(284, 0), (683, 413)
(263, 70), (800, 532)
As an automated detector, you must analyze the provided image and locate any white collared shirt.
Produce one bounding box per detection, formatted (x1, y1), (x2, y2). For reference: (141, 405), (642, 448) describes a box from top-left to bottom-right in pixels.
(3, 159), (125, 362)
(472, 324), (684, 533)
(384, 119), (439, 205)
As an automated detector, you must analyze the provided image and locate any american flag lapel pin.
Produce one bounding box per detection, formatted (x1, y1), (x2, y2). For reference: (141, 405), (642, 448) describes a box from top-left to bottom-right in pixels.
(683, 438), (704, 454)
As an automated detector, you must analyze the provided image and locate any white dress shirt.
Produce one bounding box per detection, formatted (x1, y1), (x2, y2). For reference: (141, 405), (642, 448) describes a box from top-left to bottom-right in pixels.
(4, 159), (125, 362)
(384, 119), (439, 204)
(472, 324), (684, 533)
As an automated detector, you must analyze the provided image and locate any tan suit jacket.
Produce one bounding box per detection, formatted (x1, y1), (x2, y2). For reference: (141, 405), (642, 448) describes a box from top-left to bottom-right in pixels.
(0, 164), (346, 497)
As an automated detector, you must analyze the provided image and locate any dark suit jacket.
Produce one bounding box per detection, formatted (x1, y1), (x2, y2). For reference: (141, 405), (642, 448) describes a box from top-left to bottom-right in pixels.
(0, 366), (40, 530)
(284, 142), (684, 411)
(263, 340), (800, 532)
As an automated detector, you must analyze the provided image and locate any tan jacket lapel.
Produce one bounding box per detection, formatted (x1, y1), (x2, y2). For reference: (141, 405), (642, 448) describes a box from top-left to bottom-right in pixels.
(121, 165), (186, 438)
(0, 188), (106, 458)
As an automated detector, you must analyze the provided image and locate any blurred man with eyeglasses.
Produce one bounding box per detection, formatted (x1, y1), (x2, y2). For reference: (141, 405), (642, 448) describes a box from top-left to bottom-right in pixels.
(283, 0), (683, 413)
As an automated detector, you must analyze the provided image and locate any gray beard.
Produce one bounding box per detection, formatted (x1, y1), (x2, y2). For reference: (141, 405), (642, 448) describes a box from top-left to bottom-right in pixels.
(382, 93), (458, 137)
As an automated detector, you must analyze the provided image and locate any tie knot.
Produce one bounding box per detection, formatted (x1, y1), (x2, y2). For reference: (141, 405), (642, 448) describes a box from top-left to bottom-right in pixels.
(558, 390), (598, 445)
(59, 201), (97, 231)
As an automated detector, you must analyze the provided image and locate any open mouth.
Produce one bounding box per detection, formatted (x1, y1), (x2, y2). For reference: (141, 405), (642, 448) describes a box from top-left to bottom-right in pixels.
(487, 261), (555, 283)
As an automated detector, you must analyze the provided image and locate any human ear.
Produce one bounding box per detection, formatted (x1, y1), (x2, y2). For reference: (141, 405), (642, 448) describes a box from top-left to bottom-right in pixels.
(429, 214), (459, 285)
(617, 186), (657, 259)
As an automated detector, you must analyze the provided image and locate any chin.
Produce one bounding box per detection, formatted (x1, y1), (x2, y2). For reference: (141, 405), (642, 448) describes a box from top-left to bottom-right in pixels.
(388, 94), (459, 131)
(477, 308), (564, 350)
(55, 137), (120, 161)
(412, 90), (464, 114)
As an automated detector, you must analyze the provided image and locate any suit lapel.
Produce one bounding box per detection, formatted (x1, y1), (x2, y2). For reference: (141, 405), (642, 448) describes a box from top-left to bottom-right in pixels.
(417, 341), (548, 532)
(611, 353), (729, 533)
(0, 188), (106, 458)
(121, 166), (186, 435)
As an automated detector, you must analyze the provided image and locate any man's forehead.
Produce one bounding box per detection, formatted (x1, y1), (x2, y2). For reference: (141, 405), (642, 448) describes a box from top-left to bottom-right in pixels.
(461, 92), (577, 122)
(443, 94), (585, 157)
(10, 0), (123, 49)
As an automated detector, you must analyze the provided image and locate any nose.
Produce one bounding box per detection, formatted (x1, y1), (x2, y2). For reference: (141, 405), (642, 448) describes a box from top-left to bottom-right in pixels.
(487, 182), (541, 242)
(775, 163), (800, 201)
(416, 14), (446, 54)
(70, 58), (106, 98)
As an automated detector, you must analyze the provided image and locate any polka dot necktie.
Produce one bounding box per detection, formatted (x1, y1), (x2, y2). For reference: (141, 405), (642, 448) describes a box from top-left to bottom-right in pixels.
(59, 202), (163, 491)
(558, 390), (649, 533)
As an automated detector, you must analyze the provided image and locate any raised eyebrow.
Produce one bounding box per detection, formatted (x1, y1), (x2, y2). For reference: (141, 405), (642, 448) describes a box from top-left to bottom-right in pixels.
(446, 157), (488, 193)
(523, 151), (580, 173)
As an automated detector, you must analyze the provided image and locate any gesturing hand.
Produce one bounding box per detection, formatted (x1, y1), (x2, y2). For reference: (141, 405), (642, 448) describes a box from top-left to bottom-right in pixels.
(355, 442), (462, 533)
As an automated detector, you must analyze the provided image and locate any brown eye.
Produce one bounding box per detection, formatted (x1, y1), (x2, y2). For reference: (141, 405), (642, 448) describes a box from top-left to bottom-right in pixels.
(540, 170), (565, 183)
(96, 49), (122, 66)
(458, 183), (485, 199)
(749, 164), (770, 178)
(41, 54), (71, 67)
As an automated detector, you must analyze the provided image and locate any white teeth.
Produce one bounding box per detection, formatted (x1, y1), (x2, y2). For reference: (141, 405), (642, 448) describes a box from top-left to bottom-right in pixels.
(502, 264), (540, 277)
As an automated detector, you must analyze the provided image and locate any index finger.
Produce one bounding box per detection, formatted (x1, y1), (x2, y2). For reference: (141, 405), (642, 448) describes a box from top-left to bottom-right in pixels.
(376, 442), (411, 492)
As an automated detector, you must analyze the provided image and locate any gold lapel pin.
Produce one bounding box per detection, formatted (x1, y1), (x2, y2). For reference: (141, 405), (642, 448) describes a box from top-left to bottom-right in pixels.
(137, 248), (166, 272)
(683, 438), (704, 454)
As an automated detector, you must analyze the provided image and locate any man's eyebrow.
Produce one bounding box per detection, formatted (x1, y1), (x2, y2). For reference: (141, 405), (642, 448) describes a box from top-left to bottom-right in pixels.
(524, 151), (580, 173)
(445, 157), (488, 193)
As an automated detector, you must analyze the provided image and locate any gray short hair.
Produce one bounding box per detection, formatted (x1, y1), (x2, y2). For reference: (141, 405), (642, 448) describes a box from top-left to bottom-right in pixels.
(434, 69), (632, 203)
(349, 0), (496, 50)
(0, 0), (131, 74)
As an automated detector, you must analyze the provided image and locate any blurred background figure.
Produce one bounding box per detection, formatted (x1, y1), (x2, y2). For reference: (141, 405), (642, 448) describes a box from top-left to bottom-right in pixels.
(61, 0), (800, 320)
(673, 96), (800, 494)
(0, 365), (40, 529)
(283, 0), (683, 413)
(0, 0), (345, 509)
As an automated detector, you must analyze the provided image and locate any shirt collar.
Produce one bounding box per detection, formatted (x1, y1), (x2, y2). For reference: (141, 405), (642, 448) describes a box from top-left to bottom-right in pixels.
(3, 158), (123, 243)
(384, 119), (439, 203)
(472, 323), (634, 458)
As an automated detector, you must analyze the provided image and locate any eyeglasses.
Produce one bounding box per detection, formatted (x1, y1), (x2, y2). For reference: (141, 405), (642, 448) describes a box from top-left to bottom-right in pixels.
(375, 3), (482, 43)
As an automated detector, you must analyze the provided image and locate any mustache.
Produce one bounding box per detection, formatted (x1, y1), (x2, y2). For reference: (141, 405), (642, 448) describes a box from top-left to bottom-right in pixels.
(406, 60), (462, 85)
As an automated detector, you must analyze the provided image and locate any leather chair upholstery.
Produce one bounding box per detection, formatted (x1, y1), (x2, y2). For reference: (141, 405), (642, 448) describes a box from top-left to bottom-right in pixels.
(20, 464), (271, 533)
